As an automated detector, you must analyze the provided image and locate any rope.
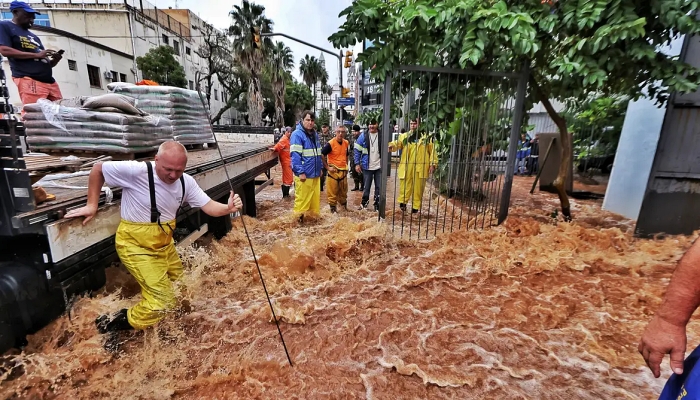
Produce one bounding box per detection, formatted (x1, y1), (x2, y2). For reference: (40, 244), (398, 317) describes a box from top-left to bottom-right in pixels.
(194, 72), (293, 367)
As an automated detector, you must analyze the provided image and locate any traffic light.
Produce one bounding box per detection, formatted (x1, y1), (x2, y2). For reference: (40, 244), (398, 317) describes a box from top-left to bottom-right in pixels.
(251, 27), (261, 49)
(341, 87), (351, 98)
(344, 50), (353, 68)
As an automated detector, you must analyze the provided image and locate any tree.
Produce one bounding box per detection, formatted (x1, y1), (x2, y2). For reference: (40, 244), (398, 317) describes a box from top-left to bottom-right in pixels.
(299, 55), (328, 112)
(284, 79), (314, 126)
(229, 0), (273, 127)
(195, 23), (247, 124)
(317, 108), (331, 128)
(136, 46), (187, 88)
(268, 41), (294, 127)
(330, 0), (700, 220)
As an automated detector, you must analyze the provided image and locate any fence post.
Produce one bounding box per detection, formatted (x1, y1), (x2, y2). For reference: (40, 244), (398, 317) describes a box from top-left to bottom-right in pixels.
(498, 62), (529, 224)
(378, 74), (393, 220)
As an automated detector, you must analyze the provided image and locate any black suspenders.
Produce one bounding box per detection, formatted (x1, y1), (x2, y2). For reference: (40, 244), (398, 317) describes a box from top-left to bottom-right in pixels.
(144, 161), (185, 227)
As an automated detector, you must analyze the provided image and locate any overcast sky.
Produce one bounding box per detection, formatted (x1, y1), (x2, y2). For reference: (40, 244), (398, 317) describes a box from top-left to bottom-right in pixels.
(155, 0), (356, 85)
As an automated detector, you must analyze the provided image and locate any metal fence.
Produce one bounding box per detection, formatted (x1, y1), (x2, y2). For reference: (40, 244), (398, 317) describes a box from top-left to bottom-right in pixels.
(377, 65), (528, 240)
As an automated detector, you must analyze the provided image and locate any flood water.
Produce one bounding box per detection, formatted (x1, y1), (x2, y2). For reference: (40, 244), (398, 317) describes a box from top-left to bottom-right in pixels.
(1, 168), (695, 399)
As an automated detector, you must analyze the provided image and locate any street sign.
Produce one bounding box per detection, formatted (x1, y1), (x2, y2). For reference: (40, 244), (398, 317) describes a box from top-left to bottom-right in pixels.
(337, 97), (355, 106)
(343, 120), (354, 125)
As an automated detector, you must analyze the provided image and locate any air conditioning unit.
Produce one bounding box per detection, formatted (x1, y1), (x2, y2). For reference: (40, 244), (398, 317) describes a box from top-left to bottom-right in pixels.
(103, 71), (113, 80)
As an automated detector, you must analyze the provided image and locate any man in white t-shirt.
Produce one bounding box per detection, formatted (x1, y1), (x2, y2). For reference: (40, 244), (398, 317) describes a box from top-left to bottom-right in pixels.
(65, 141), (242, 335)
(353, 120), (382, 211)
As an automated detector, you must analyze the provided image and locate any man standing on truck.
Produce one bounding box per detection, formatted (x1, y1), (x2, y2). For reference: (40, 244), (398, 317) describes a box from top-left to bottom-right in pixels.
(64, 141), (243, 334)
(269, 125), (293, 198)
(0, 1), (63, 109)
(290, 110), (323, 221)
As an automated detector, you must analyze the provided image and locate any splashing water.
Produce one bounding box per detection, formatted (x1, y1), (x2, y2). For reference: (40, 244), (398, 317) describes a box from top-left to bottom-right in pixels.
(0, 176), (694, 399)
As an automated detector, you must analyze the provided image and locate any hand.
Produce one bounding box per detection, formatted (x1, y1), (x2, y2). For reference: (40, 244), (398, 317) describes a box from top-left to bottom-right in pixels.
(228, 191), (243, 213)
(638, 315), (687, 378)
(50, 52), (62, 63)
(64, 204), (98, 226)
(299, 173), (307, 182)
(328, 166), (337, 173)
(36, 49), (54, 59)
(429, 165), (436, 175)
(355, 165), (361, 174)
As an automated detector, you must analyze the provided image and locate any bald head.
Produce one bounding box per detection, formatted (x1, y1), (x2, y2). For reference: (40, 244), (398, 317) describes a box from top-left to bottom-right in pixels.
(157, 141), (188, 158)
(155, 141), (188, 184)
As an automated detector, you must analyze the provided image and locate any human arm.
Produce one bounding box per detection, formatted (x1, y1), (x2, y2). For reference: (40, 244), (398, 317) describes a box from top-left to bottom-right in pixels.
(353, 134), (366, 173)
(321, 143), (332, 171)
(200, 190), (243, 217)
(0, 46), (53, 60)
(289, 132), (306, 181)
(63, 163), (105, 225)
(388, 133), (405, 152)
(639, 239), (700, 377)
(429, 141), (438, 174)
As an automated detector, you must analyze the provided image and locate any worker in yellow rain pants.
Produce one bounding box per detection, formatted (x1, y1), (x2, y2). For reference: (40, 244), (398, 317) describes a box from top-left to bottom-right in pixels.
(65, 141), (243, 335)
(321, 125), (349, 213)
(389, 118), (438, 213)
(290, 110), (323, 221)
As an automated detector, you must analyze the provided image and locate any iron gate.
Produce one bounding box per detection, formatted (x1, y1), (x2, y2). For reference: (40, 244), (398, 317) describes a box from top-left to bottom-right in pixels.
(376, 65), (529, 240)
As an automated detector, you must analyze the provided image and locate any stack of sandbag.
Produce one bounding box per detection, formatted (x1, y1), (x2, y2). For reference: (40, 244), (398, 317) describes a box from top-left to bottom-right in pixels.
(23, 95), (174, 154)
(108, 83), (214, 146)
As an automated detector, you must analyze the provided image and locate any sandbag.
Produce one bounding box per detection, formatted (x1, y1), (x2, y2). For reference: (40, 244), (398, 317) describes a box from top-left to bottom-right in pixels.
(82, 93), (142, 115)
(28, 142), (160, 154)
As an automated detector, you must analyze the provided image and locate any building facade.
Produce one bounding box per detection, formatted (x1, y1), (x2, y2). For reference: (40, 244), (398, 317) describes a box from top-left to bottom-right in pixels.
(0, 0), (240, 124)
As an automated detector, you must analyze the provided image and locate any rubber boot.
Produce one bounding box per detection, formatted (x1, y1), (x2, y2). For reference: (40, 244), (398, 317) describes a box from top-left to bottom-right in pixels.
(96, 309), (133, 334)
(399, 203), (407, 212)
(281, 185), (290, 198)
(330, 205), (337, 213)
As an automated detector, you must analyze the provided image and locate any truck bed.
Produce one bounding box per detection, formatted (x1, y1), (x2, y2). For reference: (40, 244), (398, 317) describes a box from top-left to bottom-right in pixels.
(24, 142), (271, 217)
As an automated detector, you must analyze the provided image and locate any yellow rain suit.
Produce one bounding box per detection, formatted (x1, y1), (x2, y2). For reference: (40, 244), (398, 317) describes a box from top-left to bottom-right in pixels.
(116, 219), (182, 329)
(389, 131), (438, 210)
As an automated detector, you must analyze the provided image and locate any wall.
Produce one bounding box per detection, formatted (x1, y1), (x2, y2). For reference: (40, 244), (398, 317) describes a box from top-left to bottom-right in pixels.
(602, 36), (685, 220)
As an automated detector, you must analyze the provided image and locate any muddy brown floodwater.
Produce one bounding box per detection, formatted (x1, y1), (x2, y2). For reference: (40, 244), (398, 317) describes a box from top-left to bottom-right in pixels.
(1, 169), (696, 400)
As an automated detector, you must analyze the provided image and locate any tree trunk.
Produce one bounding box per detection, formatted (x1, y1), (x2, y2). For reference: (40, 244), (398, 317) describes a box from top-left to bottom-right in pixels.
(313, 83), (317, 113)
(532, 79), (572, 221)
(247, 74), (263, 126)
(273, 80), (285, 127)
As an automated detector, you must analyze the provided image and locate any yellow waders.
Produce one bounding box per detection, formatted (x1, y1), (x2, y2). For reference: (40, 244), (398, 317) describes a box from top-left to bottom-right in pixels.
(293, 176), (321, 215)
(398, 172), (428, 210)
(116, 219), (183, 330)
(326, 166), (348, 207)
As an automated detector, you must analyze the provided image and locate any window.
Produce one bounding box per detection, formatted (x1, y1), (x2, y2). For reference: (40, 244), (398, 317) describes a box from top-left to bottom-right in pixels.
(185, 46), (191, 56)
(110, 70), (118, 81)
(222, 91), (227, 103)
(120, 73), (127, 83)
(188, 80), (194, 90)
(173, 40), (180, 56)
(87, 65), (101, 88)
(1, 12), (50, 27)
(67, 60), (77, 71)
(162, 34), (169, 44)
(214, 89), (218, 101)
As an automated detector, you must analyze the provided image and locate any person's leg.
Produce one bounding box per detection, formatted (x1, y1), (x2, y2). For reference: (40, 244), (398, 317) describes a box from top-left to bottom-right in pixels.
(114, 225), (177, 330)
(46, 82), (63, 101)
(320, 168), (327, 192)
(372, 169), (381, 208)
(293, 175), (313, 215)
(13, 78), (49, 116)
(310, 177), (321, 215)
(413, 177), (427, 210)
(339, 171), (348, 208)
(361, 171), (373, 207)
(326, 170), (338, 207)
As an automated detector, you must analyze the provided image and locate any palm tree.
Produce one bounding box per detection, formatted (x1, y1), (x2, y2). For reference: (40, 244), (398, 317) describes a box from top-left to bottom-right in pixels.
(269, 41), (293, 127)
(229, 0), (272, 126)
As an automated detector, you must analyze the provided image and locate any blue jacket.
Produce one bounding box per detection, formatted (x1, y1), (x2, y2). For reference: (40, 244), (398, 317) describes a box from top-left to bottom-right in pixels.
(290, 122), (323, 178)
(353, 130), (383, 171)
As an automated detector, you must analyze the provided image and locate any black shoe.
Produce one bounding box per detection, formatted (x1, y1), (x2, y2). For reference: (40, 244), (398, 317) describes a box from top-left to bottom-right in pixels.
(374, 203), (379, 212)
(330, 205), (337, 213)
(412, 208), (419, 214)
(351, 187), (360, 192)
(359, 201), (369, 210)
(298, 214), (304, 223)
(96, 309), (133, 334)
(399, 203), (407, 212)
